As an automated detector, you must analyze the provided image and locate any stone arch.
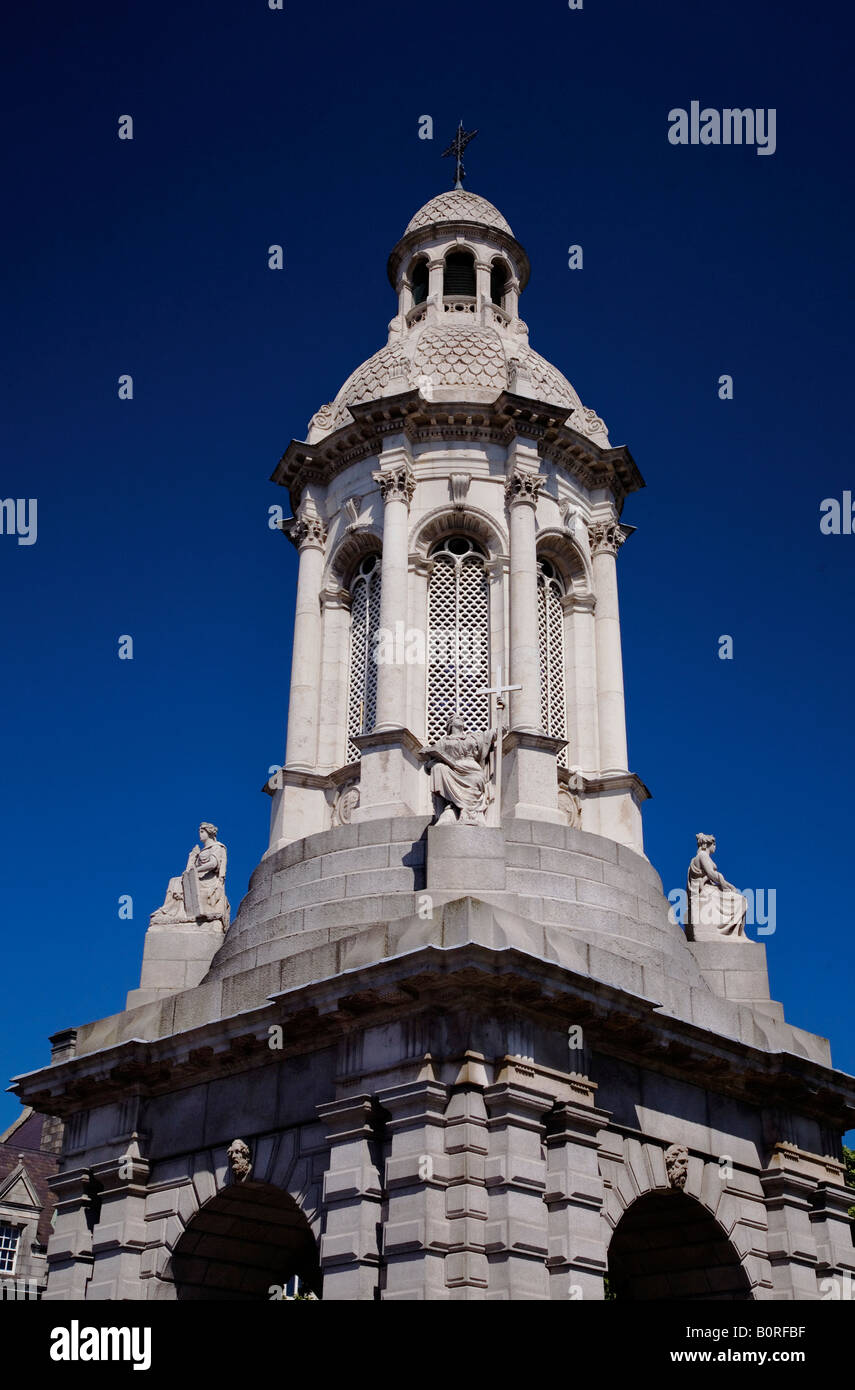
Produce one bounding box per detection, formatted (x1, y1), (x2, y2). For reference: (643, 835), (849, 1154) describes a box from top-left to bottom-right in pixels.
(411, 504), (507, 563)
(171, 1182), (321, 1300)
(146, 1130), (324, 1298)
(607, 1190), (752, 1301)
(327, 527), (382, 588)
(536, 527), (594, 598)
(599, 1138), (770, 1301)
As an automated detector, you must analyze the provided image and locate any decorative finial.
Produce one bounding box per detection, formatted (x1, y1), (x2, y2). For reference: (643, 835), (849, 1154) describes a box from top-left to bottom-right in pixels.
(442, 120), (478, 189)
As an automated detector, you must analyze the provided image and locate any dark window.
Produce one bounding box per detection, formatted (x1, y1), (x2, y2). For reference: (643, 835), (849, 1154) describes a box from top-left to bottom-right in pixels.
(411, 259), (429, 305)
(443, 251), (476, 297)
(490, 261), (509, 305)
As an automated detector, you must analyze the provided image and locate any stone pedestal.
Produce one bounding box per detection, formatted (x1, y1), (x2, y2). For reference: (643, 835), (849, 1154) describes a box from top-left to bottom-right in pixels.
(688, 940), (773, 1010)
(127, 920), (226, 1009)
(351, 727), (424, 821)
(426, 825), (506, 892)
(502, 730), (567, 825)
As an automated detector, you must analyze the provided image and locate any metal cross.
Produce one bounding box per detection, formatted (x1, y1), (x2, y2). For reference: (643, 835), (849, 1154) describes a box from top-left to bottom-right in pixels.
(442, 121), (478, 189)
(477, 663), (521, 824)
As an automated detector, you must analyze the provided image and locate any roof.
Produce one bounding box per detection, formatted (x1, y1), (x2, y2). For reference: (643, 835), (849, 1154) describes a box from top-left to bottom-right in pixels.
(0, 1108), (59, 1246)
(404, 190), (513, 236)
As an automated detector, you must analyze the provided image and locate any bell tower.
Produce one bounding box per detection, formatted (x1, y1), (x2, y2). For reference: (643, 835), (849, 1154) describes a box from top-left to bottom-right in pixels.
(16, 169), (855, 1307)
(267, 184), (648, 856)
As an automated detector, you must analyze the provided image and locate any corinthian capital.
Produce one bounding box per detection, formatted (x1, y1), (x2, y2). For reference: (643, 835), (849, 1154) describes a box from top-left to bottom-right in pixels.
(372, 464), (415, 508)
(286, 510), (328, 551)
(587, 520), (626, 557)
(505, 468), (545, 509)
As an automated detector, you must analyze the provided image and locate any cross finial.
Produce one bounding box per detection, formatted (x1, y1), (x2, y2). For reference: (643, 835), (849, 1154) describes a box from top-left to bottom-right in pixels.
(442, 120), (478, 190)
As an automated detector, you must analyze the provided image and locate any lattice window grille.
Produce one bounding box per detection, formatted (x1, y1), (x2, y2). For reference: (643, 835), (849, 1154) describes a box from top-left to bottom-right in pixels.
(427, 537), (491, 743)
(346, 555), (381, 762)
(538, 560), (569, 767)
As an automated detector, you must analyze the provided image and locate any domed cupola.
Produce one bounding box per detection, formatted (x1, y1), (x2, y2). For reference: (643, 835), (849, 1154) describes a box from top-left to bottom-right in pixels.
(306, 160), (610, 449)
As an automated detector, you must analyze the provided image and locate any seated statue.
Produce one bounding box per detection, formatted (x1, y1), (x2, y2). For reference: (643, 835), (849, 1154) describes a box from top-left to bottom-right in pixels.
(150, 822), (230, 930)
(687, 833), (747, 940)
(419, 714), (496, 826)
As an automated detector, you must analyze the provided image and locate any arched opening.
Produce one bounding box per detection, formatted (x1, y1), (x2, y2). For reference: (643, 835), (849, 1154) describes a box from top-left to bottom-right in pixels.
(490, 258), (510, 306)
(607, 1191), (752, 1301)
(443, 250), (476, 297)
(537, 557), (568, 767)
(410, 257), (429, 306)
(172, 1182), (321, 1301)
(426, 535), (490, 742)
(347, 551), (381, 762)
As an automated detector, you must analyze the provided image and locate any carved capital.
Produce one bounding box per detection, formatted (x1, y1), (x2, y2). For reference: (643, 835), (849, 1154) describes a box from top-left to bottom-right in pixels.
(586, 520), (625, 557)
(505, 468), (544, 509)
(372, 464), (415, 508)
(286, 511), (328, 551)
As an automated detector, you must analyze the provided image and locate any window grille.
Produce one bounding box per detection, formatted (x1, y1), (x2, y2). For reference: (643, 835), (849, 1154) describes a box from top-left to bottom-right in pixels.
(346, 554), (381, 762)
(0, 1224), (19, 1275)
(427, 537), (490, 742)
(538, 559), (568, 766)
(443, 252), (476, 297)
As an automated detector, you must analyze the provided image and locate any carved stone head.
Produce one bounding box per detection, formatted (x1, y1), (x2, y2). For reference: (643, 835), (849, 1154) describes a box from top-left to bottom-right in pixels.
(227, 1138), (252, 1183)
(664, 1143), (689, 1190)
(199, 822), (218, 844)
(445, 713), (467, 736)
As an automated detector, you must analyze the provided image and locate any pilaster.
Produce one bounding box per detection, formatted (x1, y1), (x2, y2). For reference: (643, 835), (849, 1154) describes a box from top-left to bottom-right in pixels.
(484, 1075), (552, 1300)
(379, 1079), (450, 1300)
(317, 1095), (383, 1300)
(544, 1090), (610, 1301)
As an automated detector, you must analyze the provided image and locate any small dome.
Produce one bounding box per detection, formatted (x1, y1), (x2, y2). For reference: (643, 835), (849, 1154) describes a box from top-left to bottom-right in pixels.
(404, 190), (513, 236)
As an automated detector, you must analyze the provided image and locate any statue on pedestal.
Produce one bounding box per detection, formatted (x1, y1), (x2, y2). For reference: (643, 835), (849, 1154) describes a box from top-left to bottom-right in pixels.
(687, 833), (747, 939)
(419, 714), (496, 825)
(150, 822), (230, 930)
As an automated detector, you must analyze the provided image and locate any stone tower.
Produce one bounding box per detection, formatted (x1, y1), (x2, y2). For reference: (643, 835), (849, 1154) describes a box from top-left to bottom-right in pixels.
(14, 188), (854, 1302)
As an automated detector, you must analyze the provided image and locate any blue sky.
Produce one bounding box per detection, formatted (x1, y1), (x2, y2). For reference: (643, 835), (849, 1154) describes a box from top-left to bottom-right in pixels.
(1, 0), (852, 1144)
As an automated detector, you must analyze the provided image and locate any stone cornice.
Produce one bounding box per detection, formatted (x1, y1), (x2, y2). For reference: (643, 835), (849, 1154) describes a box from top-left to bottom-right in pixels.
(11, 941), (855, 1133)
(271, 390), (644, 514)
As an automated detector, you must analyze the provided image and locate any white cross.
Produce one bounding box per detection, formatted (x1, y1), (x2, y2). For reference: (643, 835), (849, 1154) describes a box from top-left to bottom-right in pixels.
(477, 663), (521, 824)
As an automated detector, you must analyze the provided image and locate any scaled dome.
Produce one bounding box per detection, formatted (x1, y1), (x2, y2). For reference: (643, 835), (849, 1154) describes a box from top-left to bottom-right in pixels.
(404, 190), (513, 236)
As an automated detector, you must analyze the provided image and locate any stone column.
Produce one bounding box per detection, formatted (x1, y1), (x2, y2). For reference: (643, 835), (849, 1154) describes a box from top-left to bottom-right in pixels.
(373, 454), (414, 732)
(353, 450), (422, 820)
(378, 1079), (450, 1300)
(484, 1078), (552, 1299)
(544, 1096), (610, 1301)
(316, 584), (352, 770)
(283, 506), (327, 770)
(43, 1168), (97, 1300)
(588, 518), (629, 773)
(317, 1096), (383, 1300)
(506, 464), (544, 735)
(564, 592), (600, 774)
(502, 458), (565, 823)
(86, 1136), (150, 1300)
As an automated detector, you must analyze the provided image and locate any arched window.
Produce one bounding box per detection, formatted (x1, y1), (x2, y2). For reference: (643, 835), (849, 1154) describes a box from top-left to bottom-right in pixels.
(410, 257), (429, 306)
(426, 536), (490, 742)
(490, 259), (510, 306)
(346, 553), (381, 762)
(538, 558), (568, 766)
(443, 251), (476, 297)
